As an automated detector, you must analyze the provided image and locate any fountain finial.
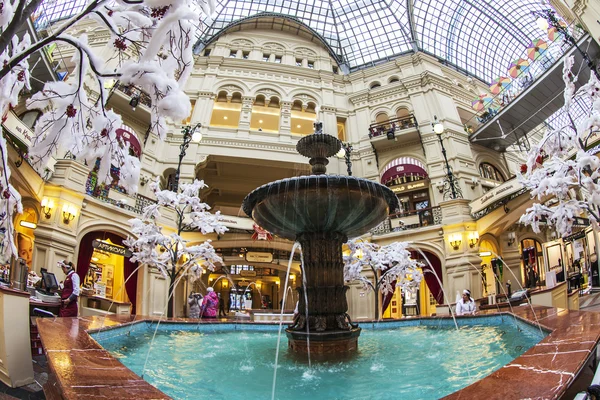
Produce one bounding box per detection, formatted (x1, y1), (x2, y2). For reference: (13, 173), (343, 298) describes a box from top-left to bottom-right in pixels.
(296, 121), (342, 175)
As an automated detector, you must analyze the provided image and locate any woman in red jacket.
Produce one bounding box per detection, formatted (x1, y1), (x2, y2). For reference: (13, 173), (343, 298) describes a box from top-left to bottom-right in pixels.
(59, 261), (80, 318)
(200, 287), (219, 318)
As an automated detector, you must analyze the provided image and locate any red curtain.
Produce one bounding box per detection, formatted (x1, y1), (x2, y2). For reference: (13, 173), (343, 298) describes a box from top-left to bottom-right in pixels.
(76, 231), (138, 313)
(411, 250), (444, 305)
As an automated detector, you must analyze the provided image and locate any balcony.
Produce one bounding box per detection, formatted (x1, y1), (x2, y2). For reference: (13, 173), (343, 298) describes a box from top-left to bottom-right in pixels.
(368, 115), (421, 151)
(85, 171), (156, 214)
(371, 206), (442, 235)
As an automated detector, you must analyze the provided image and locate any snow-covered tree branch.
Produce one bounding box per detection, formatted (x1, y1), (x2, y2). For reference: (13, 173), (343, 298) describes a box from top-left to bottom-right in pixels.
(343, 240), (423, 319)
(124, 178), (227, 317)
(519, 56), (600, 237)
(0, 0), (215, 263)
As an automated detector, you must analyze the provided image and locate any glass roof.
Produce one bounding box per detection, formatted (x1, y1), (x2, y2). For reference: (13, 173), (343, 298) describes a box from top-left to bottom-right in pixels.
(198, 0), (553, 82)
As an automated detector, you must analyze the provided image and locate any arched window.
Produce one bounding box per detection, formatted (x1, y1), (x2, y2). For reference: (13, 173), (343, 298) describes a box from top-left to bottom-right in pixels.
(210, 90), (242, 128)
(479, 162), (505, 182)
(375, 112), (389, 124)
(251, 95), (280, 132)
(370, 82), (381, 89)
(291, 100), (317, 135)
(396, 108), (410, 119)
(19, 110), (42, 130)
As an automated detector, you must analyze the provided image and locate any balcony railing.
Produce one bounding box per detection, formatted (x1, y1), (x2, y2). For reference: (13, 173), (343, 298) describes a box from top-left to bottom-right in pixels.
(368, 115), (418, 139)
(116, 84), (152, 108)
(85, 171), (156, 214)
(371, 206), (442, 235)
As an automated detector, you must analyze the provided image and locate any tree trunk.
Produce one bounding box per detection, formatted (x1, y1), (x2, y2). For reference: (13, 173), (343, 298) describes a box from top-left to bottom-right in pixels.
(167, 279), (175, 318)
(374, 285), (379, 320)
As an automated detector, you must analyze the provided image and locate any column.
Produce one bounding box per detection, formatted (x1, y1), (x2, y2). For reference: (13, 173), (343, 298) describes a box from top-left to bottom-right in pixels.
(321, 106), (337, 137)
(238, 96), (254, 138)
(279, 101), (292, 142)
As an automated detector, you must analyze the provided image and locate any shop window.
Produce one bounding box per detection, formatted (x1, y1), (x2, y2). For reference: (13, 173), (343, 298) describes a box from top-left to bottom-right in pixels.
(479, 162), (505, 182)
(210, 91), (242, 128)
(250, 95), (280, 132)
(229, 50), (237, 58)
(521, 239), (545, 288)
(87, 239), (128, 303)
(291, 100), (317, 135)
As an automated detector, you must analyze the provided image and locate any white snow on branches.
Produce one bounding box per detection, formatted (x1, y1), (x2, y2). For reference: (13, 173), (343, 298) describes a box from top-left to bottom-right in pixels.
(124, 178), (227, 281)
(519, 58), (600, 236)
(343, 240), (423, 296)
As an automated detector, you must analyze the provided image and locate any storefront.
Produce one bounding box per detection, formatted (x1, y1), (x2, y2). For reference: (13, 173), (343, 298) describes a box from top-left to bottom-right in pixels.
(76, 231), (138, 314)
(520, 239), (545, 289)
(380, 157), (432, 228)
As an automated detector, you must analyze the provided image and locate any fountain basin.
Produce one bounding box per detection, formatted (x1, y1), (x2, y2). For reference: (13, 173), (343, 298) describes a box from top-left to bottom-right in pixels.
(241, 175), (398, 241)
(285, 326), (361, 356)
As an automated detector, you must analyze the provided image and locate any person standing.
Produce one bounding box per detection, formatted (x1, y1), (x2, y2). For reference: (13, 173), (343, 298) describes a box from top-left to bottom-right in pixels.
(59, 261), (80, 317)
(188, 293), (202, 318)
(455, 289), (476, 316)
(200, 287), (219, 318)
(218, 293), (226, 318)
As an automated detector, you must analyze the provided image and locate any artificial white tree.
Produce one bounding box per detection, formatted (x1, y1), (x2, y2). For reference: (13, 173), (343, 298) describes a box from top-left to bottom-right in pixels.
(519, 56), (600, 238)
(343, 240), (423, 319)
(125, 178), (227, 317)
(0, 0), (215, 263)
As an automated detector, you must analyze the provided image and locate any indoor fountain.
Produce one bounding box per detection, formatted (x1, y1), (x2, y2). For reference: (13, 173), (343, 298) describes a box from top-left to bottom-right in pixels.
(242, 121), (398, 355)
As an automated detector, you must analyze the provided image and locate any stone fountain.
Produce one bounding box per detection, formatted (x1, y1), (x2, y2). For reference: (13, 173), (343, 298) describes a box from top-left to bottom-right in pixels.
(242, 122), (398, 356)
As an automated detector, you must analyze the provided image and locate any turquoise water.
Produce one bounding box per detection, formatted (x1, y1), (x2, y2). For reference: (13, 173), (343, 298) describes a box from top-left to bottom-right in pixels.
(97, 320), (543, 400)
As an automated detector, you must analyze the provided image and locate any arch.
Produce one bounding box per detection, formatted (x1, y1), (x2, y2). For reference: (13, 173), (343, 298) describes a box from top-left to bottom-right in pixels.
(395, 107), (411, 119)
(287, 88), (322, 104)
(294, 46), (317, 58)
(216, 83), (247, 97)
(263, 42), (286, 53)
(198, 13), (343, 66)
(375, 112), (390, 124)
(75, 228), (139, 314)
(230, 38), (255, 48)
(252, 86), (282, 101)
(18, 110), (42, 130)
(388, 76), (400, 84)
(379, 156), (428, 185)
(478, 161), (506, 182)
(370, 81), (381, 89)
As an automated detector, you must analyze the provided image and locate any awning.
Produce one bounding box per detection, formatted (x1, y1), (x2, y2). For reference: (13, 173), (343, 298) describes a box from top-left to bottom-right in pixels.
(116, 126), (142, 157)
(469, 178), (525, 214)
(380, 157), (428, 185)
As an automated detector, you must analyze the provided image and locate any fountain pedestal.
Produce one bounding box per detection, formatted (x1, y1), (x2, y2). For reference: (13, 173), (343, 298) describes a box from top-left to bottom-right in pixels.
(285, 232), (360, 355)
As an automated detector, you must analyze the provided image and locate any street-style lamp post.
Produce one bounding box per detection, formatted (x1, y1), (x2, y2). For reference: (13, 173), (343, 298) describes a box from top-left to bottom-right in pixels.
(433, 116), (463, 200)
(336, 142), (354, 176)
(533, 9), (600, 80)
(173, 123), (202, 192)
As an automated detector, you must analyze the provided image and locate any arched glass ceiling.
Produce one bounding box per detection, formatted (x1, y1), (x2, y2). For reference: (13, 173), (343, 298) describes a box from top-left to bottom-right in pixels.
(198, 0), (553, 82)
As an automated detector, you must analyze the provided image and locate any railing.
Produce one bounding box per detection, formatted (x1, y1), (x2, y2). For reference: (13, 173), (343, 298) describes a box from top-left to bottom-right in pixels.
(371, 206), (442, 235)
(368, 115), (418, 139)
(116, 84), (152, 108)
(85, 171), (157, 214)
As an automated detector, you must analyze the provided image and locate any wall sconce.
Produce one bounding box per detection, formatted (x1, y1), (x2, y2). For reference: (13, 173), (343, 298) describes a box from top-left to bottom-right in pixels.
(275, 280), (280, 286)
(507, 232), (516, 246)
(139, 175), (150, 186)
(256, 282), (262, 290)
(222, 279), (228, 289)
(470, 177), (479, 189)
(468, 231), (479, 248)
(62, 203), (77, 224)
(436, 181), (444, 193)
(449, 232), (462, 250)
(41, 197), (54, 219)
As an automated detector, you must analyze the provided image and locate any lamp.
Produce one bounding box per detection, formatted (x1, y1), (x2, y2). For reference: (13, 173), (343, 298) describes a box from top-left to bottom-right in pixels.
(336, 142), (353, 176)
(256, 282), (262, 290)
(449, 232), (462, 250)
(470, 177), (479, 189)
(433, 116), (463, 200)
(41, 197), (54, 219)
(536, 16), (549, 31)
(507, 232), (516, 246)
(468, 231), (479, 248)
(222, 279), (228, 289)
(62, 203), (77, 224)
(19, 221), (37, 229)
(436, 181), (444, 193)
(173, 123), (202, 192)
(289, 274), (296, 281)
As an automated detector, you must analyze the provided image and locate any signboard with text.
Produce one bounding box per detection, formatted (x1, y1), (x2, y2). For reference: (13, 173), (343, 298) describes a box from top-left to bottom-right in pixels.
(92, 239), (132, 258)
(245, 252), (273, 263)
(469, 179), (525, 214)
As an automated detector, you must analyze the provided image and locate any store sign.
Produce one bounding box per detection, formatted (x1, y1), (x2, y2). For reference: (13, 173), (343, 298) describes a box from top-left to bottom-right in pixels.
(2, 111), (33, 147)
(469, 179), (525, 214)
(391, 181), (426, 193)
(219, 215), (255, 231)
(92, 239), (132, 258)
(240, 270), (257, 277)
(246, 252), (273, 263)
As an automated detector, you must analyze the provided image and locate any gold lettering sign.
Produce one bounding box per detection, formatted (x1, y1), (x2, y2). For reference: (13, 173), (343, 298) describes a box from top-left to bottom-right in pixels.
(92, 239), (132, 258)
(245, 252), (274, 263)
